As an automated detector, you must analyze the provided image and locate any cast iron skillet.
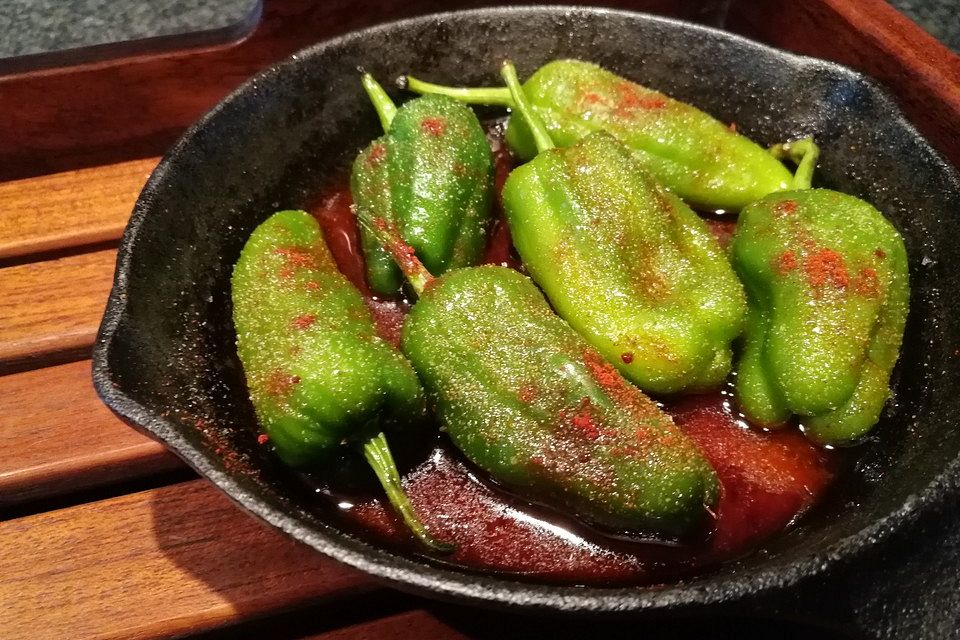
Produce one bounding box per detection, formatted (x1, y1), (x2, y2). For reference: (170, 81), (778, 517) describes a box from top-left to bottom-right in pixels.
(93, 4), (960, 627)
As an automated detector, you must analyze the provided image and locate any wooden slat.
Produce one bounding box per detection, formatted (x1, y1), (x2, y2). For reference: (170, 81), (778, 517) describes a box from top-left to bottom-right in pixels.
(0, 248), (115, 372)
(304, 610), (468, 640)
(0, 359), (181, 506)
(0, 157), (157, 260)
(0, 479), (372, 640)
(0, 0), (712, 180)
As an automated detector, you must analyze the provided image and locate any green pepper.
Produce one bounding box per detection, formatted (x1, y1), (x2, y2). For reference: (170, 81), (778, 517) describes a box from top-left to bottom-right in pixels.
(731, 141), (910, 444)
(351, 74), (494, 295)
(497, 61), (747, 395)
(359, 215), (718, 540)
(404, 59), (793, 211)
(232, 209), (450, 550)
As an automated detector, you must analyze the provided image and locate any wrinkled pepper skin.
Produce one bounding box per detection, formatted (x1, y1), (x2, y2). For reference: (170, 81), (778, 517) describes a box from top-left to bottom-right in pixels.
(402, 265), (718, 538)
(502, 132), (747, 394)
(231, 210), (426, 467)
(731, 190), (909, 444)
(352, 93), (494, 294)
(408, 60), (792, 211)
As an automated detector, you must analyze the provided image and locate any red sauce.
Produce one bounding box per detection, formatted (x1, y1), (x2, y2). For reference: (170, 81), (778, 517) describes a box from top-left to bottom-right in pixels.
(319, 392), (834, 585)
(312, 188), (370, 297)
(482, 126), (523, 270)
(302, 123), (839, 586)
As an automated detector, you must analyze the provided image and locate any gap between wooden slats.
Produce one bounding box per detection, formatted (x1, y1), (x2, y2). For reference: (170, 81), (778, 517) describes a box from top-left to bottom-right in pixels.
(0, 479), (373, 640)
(0, 359), (181, 506)
(0, 157), (157, 261)
(0, 248), (116, 373)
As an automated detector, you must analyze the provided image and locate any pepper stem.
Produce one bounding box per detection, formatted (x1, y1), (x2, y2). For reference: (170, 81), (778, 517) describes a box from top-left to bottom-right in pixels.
(500, 60), (555, 154)
(355, 214), (434, 296)
(361, 73), (398, 131)
(770, 137), (820, 190)
(363, 432), (454, 552)
(401, 75), (514, 106)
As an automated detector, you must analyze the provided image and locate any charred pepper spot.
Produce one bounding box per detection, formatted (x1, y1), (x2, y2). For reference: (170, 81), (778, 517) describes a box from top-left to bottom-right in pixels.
(804, 248), (849, 289)
(875, 248), (887, 260)
(420, 116), (446, 137)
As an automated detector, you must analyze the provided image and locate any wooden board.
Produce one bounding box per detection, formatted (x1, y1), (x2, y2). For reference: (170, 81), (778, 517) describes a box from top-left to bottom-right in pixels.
(0, 479), (372, 640)
(0, 157), (157, 261)
(304, 610), (468, 640)
(0, 0), (717, 180)
(0, 359), (181, 506)
(0, 248), (116, 372)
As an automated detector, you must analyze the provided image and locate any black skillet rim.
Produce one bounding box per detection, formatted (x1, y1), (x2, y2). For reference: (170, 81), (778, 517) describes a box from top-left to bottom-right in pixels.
(92, 5), (960, 614)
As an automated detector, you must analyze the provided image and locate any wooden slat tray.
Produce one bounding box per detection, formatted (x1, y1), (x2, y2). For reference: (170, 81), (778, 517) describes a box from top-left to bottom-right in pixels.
(1, 1), (957, 638)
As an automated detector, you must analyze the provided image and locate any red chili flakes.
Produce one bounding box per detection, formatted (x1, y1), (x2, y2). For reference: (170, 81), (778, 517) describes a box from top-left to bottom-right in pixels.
(659, 433), (678, 447)
(854, 267), (880, 297)
(775, 250), (799, 275)
(305, 281), (321, 291)
(292, 313), (316, 329)
(265, 369), (301, 397)
(620, 352), (634, 364)
(612, 82), (667, 117)
(875, 248), (887, 260)
(569, 399), (600, 440)
(583, 350), (622, 390)
(420, 117), (446, 137)
(728, 122), (738, 133)
(773, 199), (798, 216)
(274, 247), (318, 279)
(257, 433), (270, 445)
(804, 248), (849, 289)
(366, 142), (387, 166)
(579, 90), (606, 106)
(372, 217), (432, 285)
(517, 384), (537, 404)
